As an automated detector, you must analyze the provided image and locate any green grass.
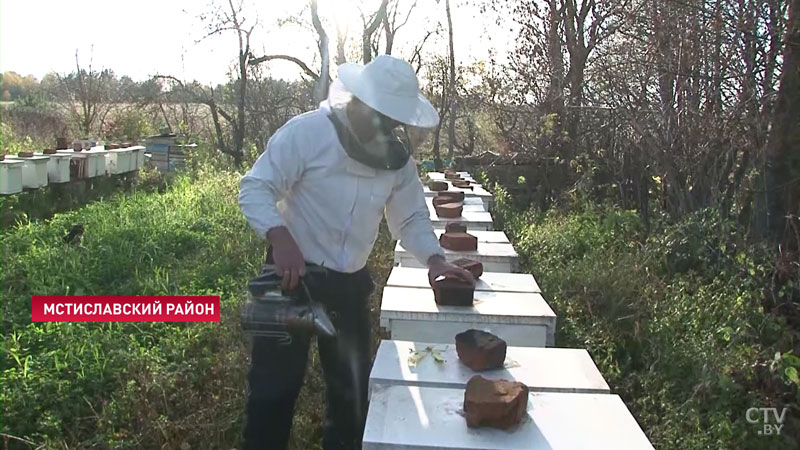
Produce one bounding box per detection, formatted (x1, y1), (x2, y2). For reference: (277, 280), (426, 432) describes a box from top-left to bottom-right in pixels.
(488, 181), (799, 449)
(1, 168), (396, 449)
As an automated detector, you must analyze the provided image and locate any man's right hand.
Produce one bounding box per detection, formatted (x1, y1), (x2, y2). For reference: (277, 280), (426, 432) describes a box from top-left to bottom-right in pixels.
(267, 226), (306, 290)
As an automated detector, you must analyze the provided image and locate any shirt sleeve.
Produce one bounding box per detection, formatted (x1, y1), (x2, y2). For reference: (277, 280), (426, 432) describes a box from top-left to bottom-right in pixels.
(385, 158), (445, 265)
(238, 121), (306, 238)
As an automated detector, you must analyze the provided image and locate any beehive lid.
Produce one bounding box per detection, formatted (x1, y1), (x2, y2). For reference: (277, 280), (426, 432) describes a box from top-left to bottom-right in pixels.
(396, 241), (518, 260)
(370, 340), (610, 394)
(363, 385), (653, 449)
(433, 229), (509, 243)
(385, 267), (539, 293)
(6, 155), (49, 162)
(35, 152), (71, 158)
(429, 210), (493, 224)
(380, 286), (555, 324)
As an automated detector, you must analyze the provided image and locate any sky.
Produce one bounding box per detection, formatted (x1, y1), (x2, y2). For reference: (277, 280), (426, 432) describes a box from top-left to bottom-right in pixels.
(0, 0), (515, 85)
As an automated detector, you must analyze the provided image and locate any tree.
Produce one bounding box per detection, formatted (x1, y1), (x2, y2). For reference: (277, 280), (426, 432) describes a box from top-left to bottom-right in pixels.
(194, 0), (257, 166)
(765, 0), (800, 244)
(56, 51), (116, 137)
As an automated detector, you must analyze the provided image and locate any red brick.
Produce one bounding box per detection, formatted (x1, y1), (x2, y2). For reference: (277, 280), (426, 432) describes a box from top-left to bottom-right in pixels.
(435, 202), (463, 218)
(464, 376), (529, 429)
(437, 191), (465, 202)
(445, 222), (468, 233)
(428, 180), (449, 191)
(439, 232), (478, 251)
(433, 196), (455, 207)
(432, 276), (475, 306)
(452, 258), (483, 278)
(456, 330), (506, 370)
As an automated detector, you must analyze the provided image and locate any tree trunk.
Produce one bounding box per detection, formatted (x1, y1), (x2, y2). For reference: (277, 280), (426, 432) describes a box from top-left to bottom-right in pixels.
(765, 0), (800, 244)
(235, 48), (247, 166)
(545, 0), (565, 119)
(445, 0), (456, 161)
(363, 0), (388, 63)
(311, 0), (330, 104)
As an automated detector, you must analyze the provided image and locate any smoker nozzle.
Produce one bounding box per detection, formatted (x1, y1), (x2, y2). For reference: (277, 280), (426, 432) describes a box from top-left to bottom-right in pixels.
(311, 301), (337, 338)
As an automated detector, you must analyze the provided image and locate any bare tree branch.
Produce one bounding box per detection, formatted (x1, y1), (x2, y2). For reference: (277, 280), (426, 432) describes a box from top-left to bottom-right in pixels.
(249, 54), (320, 80)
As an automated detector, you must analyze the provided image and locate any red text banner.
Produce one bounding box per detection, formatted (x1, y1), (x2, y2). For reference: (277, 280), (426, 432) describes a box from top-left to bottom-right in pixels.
(31, 296), (221, 322)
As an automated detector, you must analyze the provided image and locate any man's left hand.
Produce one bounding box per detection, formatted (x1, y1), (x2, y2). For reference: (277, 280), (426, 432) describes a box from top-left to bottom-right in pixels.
(427, 254), (475, 287)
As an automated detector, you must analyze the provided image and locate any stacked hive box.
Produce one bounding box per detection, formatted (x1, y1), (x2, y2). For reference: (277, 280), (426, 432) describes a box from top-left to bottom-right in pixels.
(367, 171), (654, 449)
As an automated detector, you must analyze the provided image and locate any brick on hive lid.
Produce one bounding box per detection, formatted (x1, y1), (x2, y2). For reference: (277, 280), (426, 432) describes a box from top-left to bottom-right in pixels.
(464, 375), (529, 429)
(445, 222), (468, 233)
(433, 196), (457, 207)
(452, 258), (483, 278)
(435, 202), (463, 218)
(455, 329), (507, 371)
(437, 191), (465, 202)
(452, 179), (472, 188)
(432, 275), (475, 306)
(428, 180), (449, 191)
(439, 232), (478, 251)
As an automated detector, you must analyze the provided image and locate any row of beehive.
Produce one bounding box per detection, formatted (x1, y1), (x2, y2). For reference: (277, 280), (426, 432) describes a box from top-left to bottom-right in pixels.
(0, 146), (146, 195)
(363, 171), (654, 449)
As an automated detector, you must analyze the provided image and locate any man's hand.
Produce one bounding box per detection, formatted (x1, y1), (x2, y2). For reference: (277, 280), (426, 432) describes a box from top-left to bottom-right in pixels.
(427, 254), (475, 287)
(267, 226), (306, 290)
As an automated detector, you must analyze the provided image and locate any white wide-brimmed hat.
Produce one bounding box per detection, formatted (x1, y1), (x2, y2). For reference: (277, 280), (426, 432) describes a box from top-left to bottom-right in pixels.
(336, 55), (439, 128)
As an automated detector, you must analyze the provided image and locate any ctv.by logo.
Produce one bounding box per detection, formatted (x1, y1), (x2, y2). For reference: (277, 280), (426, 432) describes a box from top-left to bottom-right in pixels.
(746, 407), (788, 436)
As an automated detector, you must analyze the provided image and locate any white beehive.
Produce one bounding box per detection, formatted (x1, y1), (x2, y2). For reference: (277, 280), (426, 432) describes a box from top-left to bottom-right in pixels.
(40, 153), (71, 183)
(368, 340), (610, 398)
(0, 159), (24, 194)
(83, 149), (107, 177)
(107, 148), (134, 174)
(56, 150), (91, 179)
(129, 146), (146, 170)
(429, 210), (494, 231)
(7, 155), (49, 188)
(380, 286), (555, 347)
(363, 385), (654, 449)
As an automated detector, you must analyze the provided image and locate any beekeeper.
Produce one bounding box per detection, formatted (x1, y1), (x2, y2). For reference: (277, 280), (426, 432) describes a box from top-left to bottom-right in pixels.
(238, 55), (474, 450)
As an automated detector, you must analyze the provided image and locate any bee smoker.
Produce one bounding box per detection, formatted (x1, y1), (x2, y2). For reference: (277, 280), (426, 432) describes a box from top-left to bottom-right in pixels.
(240, 265), (336, 345)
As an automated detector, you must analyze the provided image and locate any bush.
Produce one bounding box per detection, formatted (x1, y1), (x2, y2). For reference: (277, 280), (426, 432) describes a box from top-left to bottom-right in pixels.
(490, 182), (798, 449)
(1, 101), (70, 149)
(103, 109), (154, 142)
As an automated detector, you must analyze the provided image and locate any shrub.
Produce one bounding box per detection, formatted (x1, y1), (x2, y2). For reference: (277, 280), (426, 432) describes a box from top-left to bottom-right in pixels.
(490, 183), (798, 449)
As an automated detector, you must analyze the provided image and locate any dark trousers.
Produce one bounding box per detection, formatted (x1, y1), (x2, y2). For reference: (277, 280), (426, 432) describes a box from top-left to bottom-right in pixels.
(242, 264), (374, 450)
